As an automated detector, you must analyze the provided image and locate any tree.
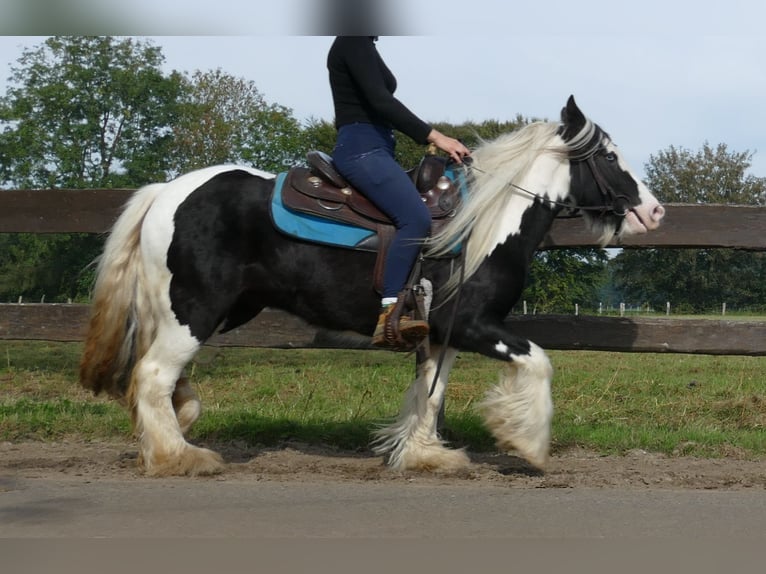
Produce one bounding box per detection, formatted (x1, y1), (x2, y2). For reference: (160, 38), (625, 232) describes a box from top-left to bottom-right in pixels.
(645, 143), (766, 205)
(0, 36), (183, 188)
(522, 249), (609, 314)
(300, 117), (337, 156)
(0, 36), (183, 302)
(393, 117), (527, 169)
(610, 143), (766, 312)
(167, 69), (306, 175)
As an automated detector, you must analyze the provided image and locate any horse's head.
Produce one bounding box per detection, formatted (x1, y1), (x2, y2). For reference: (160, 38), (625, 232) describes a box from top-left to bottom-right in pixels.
(559, 96), (665, 244)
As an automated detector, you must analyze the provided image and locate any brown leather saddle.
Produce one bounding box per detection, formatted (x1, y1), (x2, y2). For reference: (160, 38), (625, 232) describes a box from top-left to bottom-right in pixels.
(281, 150), (462, 293)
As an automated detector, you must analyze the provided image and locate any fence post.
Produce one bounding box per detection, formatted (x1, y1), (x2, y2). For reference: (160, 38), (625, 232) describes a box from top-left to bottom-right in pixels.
(666, 302), (670, 316)
(620, 302), (625, 317)
(722, 302), (727, 316)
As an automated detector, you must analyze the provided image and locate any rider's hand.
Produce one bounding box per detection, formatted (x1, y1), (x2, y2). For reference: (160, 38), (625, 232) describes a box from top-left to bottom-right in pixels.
(427, 129), (471, 164)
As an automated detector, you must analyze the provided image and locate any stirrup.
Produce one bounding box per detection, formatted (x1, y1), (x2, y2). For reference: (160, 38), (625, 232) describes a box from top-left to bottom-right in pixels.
(372, 296), (429, 351)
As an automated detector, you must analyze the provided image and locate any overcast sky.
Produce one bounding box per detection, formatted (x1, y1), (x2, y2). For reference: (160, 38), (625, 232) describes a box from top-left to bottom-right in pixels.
(1, 0), (764, 179)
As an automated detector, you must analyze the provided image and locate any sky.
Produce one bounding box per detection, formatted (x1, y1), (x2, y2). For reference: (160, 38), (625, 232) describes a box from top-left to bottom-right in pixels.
(1, 0), (765, 179)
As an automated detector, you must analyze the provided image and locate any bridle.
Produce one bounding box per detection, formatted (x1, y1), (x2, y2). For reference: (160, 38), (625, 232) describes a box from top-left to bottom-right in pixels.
(461, 144), (634, 219)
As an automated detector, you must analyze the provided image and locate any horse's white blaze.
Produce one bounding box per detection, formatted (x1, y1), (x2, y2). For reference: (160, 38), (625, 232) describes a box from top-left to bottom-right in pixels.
(372, 345), (469, 471)
(631, 180), (665, 231)
(479, 341), (553, 468)
(609, 142), (665, 234)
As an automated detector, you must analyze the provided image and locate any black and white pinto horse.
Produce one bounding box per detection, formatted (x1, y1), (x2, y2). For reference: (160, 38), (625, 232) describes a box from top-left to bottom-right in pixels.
(80, 97), (664, 476)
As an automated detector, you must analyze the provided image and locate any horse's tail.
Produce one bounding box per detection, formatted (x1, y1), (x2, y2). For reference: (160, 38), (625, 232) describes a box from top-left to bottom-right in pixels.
(79, 182), (166, 400)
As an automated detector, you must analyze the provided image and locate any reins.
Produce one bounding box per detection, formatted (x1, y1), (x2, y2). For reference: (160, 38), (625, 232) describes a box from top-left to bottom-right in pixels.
(427, 240), (467, 398)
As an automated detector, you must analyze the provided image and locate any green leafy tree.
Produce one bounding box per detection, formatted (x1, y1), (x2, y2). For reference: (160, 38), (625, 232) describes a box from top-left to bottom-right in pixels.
(300, 117), (337, 156)
(645, 143), (766, 205)
(610, 143), (766, 312)
(0, 36), (183, 302)
(0, 233), (96, 302)
(167, 69), (306, 175)
(0, 36), (183, 188)
(299, 117), (529, 169)
(522, 249), (609, 314)
(393, 117), (527, 169)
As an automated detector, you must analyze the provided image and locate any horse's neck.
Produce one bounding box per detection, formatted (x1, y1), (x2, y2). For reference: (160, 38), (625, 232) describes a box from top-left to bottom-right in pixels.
(501, 201), (558, 257)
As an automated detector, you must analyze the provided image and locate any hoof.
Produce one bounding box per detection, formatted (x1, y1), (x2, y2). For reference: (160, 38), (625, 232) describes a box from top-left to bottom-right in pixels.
(391, 444), (471, 473)
(143, 444), (225, 477)
(494, 436), (548, 470)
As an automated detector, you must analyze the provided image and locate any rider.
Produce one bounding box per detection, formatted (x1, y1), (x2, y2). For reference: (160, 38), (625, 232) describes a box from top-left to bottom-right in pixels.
(328, 36), (470, 349)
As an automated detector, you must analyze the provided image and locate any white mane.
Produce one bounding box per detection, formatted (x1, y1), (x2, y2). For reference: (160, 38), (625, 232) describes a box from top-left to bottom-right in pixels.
(426, 118), (598, 294)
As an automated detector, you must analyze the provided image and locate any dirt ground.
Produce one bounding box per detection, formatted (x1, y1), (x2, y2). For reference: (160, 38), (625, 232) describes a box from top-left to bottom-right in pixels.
(2, 439), (764, 490)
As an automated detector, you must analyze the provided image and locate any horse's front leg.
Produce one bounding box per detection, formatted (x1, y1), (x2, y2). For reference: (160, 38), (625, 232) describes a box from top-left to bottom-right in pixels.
(372, 344), (470, 472)
(460, 321), (554, 469)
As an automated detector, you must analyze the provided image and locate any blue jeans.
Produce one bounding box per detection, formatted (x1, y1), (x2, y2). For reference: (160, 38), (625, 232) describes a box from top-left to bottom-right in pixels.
(332, 123), (431, 299)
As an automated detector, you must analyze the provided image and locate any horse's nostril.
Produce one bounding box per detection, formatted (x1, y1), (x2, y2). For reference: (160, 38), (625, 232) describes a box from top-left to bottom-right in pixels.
(653, 204), (666, 221)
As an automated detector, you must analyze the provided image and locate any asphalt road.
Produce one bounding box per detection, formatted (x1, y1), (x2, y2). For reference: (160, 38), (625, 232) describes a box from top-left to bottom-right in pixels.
(2, 475), (765, 539)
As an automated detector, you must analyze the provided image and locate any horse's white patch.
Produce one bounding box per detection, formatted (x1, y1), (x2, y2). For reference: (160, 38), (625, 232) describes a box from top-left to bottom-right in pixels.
(490, 153), (571, 255)
(479, 340), (553, 468)
(418, 277), (434, 319)
(606, 141), (665, 235)
(141, 165), (274, 273)
(495, 340), (551, 374)
(495, 341), (510, 356)
(372, 345), (466, 471)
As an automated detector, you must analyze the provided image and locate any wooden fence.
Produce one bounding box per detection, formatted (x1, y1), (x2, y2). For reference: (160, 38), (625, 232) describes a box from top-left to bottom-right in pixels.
(1, 189), (765, 355)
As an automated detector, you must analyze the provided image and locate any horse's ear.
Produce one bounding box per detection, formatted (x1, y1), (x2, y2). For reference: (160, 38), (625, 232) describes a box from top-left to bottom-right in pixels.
(560, 95), (586, 137)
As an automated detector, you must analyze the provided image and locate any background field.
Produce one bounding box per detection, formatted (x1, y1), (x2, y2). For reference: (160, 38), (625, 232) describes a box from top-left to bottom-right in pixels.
(2, 341), (764, 460)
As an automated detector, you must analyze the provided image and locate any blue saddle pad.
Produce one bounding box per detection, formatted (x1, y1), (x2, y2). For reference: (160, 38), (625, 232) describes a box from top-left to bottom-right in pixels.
(270, 168), (467, 252)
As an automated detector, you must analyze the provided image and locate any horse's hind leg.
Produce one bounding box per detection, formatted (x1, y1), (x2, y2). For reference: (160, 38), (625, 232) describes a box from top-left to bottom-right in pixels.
(129, 323), (223, 476)
(372, 345), (470, 472)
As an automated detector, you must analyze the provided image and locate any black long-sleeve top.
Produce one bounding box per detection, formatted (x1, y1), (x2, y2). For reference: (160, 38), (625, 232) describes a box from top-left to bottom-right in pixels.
(327, 36), (432, 145)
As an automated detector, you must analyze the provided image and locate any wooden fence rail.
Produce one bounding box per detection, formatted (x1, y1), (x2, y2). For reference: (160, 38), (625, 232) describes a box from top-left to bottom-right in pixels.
(2, 303), (765, 356)
(1, 189), (765, 354)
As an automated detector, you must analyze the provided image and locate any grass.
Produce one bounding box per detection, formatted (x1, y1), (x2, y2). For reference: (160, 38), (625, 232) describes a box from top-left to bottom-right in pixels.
(1, 341), (765, 459)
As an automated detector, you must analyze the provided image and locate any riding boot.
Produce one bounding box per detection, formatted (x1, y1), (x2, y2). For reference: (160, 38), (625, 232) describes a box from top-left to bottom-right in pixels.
(372, 302), (429, 350)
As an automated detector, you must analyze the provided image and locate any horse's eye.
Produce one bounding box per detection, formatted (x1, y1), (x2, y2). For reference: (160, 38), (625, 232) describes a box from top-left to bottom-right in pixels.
(604, 152), (617, 162)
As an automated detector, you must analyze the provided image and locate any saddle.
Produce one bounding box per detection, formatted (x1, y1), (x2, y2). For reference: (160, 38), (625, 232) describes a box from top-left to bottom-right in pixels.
(281, 150), (462, 293)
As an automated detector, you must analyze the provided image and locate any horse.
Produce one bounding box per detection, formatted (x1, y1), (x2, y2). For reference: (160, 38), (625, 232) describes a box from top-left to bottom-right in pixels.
(79, 96), (665, 476)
